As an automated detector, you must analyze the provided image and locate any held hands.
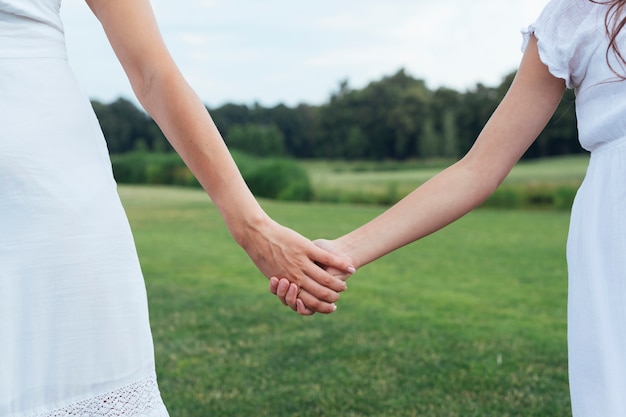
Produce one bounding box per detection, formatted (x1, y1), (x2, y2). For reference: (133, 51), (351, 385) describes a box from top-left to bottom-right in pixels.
(238, 217), (354, 314)
(269, 239), (353, 315)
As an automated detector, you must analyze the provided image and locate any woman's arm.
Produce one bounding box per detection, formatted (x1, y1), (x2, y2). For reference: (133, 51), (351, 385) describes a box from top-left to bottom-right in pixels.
(85, 0), (354, 313)
(272, 35), (566, 312)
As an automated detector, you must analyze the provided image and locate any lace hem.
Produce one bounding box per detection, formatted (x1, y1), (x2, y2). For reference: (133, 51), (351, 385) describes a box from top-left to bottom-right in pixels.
(32, 375), (166, 417)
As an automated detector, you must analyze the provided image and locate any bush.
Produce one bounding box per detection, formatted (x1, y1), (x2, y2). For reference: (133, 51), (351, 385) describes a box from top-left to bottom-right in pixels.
(110, 152), (149, 184)
(111, 152), (200, 187)
(482, 183), (578, 210)
(485, 187), (524, 209)
(111, 151), (312, 202)
(226, 124), (286, 157)
(232, 151), (313, 201)
(554, 186), (578, 210)
(313, 184), (402, 206)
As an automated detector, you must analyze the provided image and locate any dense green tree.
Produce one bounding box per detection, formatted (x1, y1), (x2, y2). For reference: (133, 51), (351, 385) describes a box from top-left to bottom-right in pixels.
(527, 88), (580, 157)
(344, 126), (368, 160)
(455, 82), (501, 156)
(289, 104), (321, 158)
(225, 124), (286, 157)
(430, 88), (462, 158)
(91, 98), (169, 153)
(315, 79), (359, 158)
(261, 104), (317, 158)
(92, 68), (580, 161)
(209, 103), (254, 136)
(317, 69), (430, 160)
(419, 119), (439, 159)
(441, 109), (459, 158)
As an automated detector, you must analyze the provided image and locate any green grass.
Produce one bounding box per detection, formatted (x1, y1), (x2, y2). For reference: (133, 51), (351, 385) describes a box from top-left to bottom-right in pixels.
(120, 185), (571, 417)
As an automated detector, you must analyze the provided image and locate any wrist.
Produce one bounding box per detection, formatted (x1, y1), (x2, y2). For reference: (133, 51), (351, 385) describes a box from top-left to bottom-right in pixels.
(333, 235), (362, 270)
(228, 207), (273, 251)
(335, 227), (380, 269)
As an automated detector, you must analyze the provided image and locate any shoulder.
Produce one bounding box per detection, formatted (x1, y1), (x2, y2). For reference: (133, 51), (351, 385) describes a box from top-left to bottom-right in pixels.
(535, 0), (598, 36)
(523, 0), (605, 88)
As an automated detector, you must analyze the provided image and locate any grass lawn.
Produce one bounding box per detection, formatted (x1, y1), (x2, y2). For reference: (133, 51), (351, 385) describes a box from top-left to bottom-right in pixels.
(120, 185), (571, 417)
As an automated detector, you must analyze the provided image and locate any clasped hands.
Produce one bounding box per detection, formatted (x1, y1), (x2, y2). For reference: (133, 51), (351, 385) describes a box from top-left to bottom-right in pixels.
(270, 239), (353, 316)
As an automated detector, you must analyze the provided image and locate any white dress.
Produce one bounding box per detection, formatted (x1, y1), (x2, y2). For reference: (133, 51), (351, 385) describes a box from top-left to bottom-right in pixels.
(0, 1), (169, 416)
(523, 1), (626, 416)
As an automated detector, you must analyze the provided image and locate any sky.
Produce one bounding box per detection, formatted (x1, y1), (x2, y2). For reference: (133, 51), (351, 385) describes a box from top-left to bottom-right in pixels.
(60, 0), (549, 108)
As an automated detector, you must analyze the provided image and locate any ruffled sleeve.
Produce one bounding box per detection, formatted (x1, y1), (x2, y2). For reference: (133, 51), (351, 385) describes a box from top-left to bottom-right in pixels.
(521, 0), (600, 89)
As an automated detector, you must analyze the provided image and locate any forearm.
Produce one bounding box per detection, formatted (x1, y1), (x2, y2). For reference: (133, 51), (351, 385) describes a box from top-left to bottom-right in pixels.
(336, 157), (500, 269)
(134, 67), (268, 245)
(87, 0), (265, 243)
(334, 36), (566, 269)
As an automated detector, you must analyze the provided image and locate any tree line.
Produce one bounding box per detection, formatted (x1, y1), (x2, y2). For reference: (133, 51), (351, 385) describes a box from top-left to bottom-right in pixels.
(92, 68), (581, 160)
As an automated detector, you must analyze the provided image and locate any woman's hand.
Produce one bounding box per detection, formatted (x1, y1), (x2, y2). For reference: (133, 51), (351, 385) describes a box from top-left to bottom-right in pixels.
(240, 219), (355, 314)
(269, 238), (354, 315)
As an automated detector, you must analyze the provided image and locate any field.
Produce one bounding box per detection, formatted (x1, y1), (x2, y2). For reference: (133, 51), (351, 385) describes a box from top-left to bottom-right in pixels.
(304, 155), (589, 207)
(305, 155), (588, 192)
(120, 173), (574, 416)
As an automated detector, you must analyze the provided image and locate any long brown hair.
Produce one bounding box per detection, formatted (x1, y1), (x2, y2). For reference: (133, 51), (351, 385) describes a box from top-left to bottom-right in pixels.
(590, 0), (626, 78)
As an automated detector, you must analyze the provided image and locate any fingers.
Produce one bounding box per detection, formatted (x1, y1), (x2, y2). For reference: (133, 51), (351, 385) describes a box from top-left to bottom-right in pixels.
(298, 288), (337, 314)
(299, 262), (349, 302)
(310, 244), (356, 276)
(278, 279), (317, 315)
(270, 277), (335, 315)
(298, 276), (341, 304)
(310, 240), (355, 283)
(283, 281), (298, 309)
(296, 298), (314, 315)
(287, 278), (337, 315)
(270, 277), (312, 314)
(285, 282), (316, 315)
(269, 277), (279, 295)
(275, 278), (290, 306)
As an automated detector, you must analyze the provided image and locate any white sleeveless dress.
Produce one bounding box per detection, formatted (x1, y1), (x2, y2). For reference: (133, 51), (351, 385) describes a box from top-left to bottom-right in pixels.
(523, 1), (626, 416)
(0, 1), (169, 415)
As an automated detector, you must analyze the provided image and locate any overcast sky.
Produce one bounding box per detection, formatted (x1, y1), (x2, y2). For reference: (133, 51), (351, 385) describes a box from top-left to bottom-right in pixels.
(60, 0), (549, 108)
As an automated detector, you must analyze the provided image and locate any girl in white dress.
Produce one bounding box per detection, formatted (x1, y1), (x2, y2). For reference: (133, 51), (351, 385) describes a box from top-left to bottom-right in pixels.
(273, 0), (626, 415)
(0, 0), (355, 415)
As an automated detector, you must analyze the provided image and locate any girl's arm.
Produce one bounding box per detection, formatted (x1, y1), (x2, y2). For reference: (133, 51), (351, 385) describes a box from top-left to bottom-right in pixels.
(85, 0), (354, 313)
(330, 35), (565, 268)
(272, 35), (566, 312)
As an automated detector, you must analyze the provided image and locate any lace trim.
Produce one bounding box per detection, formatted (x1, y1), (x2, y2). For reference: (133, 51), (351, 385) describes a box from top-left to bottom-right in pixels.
(33, 375), (165, 417)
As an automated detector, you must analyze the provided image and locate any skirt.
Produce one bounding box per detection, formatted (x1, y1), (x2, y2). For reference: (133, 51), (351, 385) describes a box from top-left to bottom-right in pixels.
(567, 137), (626, 417)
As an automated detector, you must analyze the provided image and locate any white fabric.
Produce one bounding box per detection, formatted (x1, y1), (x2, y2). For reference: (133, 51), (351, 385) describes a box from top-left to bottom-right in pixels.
(523, 1), (626, 416)
(0, 0), (169, 416)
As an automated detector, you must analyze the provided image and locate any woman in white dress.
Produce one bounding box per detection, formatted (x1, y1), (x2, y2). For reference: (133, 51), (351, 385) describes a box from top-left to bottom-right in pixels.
(0, 0), (355, 415)
(274, 0), (626, 415)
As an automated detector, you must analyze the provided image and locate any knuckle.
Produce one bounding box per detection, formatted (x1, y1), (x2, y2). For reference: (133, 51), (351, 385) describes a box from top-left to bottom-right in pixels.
(324, 290), (339, 303)
(307, 296), (321, 307)
(318, 274), (332, 286)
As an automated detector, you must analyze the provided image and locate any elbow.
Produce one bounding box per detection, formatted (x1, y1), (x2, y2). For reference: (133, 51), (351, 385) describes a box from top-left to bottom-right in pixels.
(456, 156), (509, 205)
(129, 66), (160, 110)
(128, 62), (181, 115)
